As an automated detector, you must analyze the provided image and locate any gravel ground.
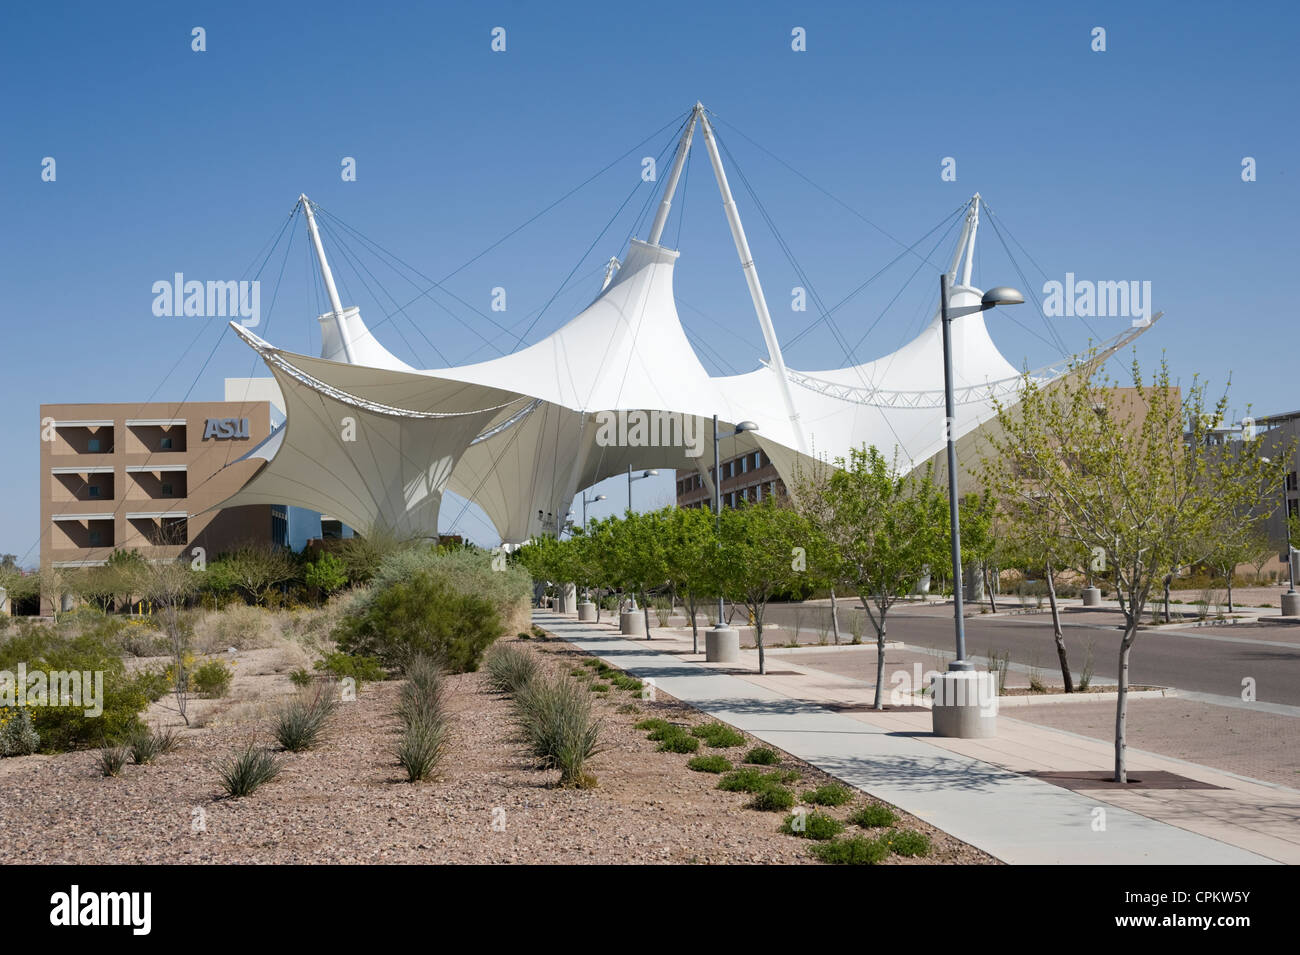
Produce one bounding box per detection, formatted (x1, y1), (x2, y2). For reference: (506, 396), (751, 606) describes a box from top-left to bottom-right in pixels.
(0, 636), (993, 865)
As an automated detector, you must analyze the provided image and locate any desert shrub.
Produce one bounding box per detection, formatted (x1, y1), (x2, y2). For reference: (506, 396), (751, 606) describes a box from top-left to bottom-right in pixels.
(315, 651), (386, 687)
(513, 673), (601, 786)
(811, 835), (890, 865)
(849, 804), (899, 829)
(691, 722), (745, 748)
(780, 810), (845, 840)
(335, 571), (502, 672)
(635, 718), (672, 735)
(589, 682), (610, 693)
(881, 829), (931, 857)
(748, 785), (795, 811)
(744, 746), (779, 765)
(193, 603), (279, 653)
(656, 727), (699, 753)
(717, 768), (772, 793)
(609, 673), (643, 693)
(802, 782), (854, 807)
(98, 744), (130, 777)
(397, 718), (448, 782)
(192, 658), (233, 698)
(687, 754), (733, 773)
(126, 725), (162, 764)
(134, 666), (171, 703)
(273, 687), (338, 752)
(289, 668), (314, 688)
(218, 743), (283, 797)
(152, 725), (181, 754)
(485, 643), (540, 694)
(398, 656), (447, 728)
(0, 628), (151, 751)
(0, 706), (40, 756)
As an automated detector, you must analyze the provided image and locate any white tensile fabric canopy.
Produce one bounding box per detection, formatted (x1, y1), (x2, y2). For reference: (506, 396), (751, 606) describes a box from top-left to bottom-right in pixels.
(215, 112), (1155, 544)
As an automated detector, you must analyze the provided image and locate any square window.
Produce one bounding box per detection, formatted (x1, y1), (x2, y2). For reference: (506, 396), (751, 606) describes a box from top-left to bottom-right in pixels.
(88, 485), (101, 499)
(160, 436), (173, 450)
(87, 438), (101, 453)
(89, 530), (102, 547)
(161, 482), (174, 496)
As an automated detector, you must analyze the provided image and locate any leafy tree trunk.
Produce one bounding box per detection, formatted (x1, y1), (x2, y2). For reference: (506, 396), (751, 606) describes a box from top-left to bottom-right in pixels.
(863, 595), (888, 710)
(1225, 570), (1234, 615)
(1044, 561), (1073, 692)
(641, 592), (651, 640)
(687, 591), (699, 653)
(1162, 574), (1172, 623)
(754, 603), (767, 675)
(984, 563), (998, 612)
(829, 588), (841, 645)
(1114, 622), (1138, 783)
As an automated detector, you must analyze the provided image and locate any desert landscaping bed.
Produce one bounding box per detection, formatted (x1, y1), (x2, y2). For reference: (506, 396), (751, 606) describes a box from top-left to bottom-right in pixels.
(0, 633), (992, 865)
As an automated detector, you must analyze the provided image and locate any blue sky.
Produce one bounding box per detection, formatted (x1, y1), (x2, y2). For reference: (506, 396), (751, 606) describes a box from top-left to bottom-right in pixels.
(2, 0), (1296, 558)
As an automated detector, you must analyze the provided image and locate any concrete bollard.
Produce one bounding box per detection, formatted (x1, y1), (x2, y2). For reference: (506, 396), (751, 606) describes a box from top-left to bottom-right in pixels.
(1282, 591), (1300, 617)
(931, 670), (997, 738)
(577, 601), (597, 622)
(1081, 587), (1102, 607)
(705, 625), (740, 663)
(620, 610), (646, 636)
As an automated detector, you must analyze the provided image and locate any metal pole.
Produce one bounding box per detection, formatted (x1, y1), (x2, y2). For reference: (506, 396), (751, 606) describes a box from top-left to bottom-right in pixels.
(627, 465), (633, 514)
(300, 195), (356, 364)
(1287, 475), (1296, 594)
(940, 273), (972, 670)
(714, 414), (724, 625)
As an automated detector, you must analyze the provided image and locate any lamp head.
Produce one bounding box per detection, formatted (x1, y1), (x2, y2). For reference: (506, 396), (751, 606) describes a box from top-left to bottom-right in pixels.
(735, 421), (759, 434)
(981, 286), (1024, 309)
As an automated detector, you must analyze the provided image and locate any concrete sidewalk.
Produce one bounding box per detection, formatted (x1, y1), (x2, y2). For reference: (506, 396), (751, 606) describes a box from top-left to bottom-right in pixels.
(534, 612), (1293, 864)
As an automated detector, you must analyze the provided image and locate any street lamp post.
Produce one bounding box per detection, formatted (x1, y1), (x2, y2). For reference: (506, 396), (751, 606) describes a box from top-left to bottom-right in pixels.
(1261, 455), (1298, 613)
(627, 466), (659, 514)
(934, 272), (1023, 737)
(706, 415), (758, 660)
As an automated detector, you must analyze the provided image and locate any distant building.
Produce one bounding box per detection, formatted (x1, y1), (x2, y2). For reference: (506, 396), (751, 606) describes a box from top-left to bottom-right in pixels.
(39, 400), (283, 573)
(675, 449), (785, 510)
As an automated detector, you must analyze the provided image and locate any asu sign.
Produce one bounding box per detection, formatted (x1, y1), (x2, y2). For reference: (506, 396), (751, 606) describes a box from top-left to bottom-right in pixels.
(203, 417), (250, 440)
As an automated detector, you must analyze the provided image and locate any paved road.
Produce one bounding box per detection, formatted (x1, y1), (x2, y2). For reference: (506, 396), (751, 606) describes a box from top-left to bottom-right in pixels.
(760, 602), (1300, 707)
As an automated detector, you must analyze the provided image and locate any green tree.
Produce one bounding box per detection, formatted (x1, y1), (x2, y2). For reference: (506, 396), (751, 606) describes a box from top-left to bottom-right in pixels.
(304, 550), (348, 603)
(806, 447), (947, 709)
(661, 505), (718, 653)
(984, 355), (1283, 781)
(714, 500), (811, 674)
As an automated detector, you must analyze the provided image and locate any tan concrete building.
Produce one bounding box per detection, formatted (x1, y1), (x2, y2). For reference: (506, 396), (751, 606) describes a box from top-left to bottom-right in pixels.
(39, 401), (279, 570)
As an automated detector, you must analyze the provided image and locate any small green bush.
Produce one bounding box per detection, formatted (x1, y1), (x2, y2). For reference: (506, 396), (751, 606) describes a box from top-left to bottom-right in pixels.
(780, 810), (845, 840)
(513, 673), (601, 786)
(484, 643), (540, 694)
(273, 688), (338, 752)
(0, 706), (40, 756)
(589, 682), (610, 693)
(192, 659), (233, 698)
(687, 754), (733, 773)
(315, 651), (386, 688)
(748, 785), (795, 811)
(635, 718), (671, 735)
(744, 746), (779, 765)
(811, 835), (890, 865)
(691, 722), (746, 748)
(397, 718), (448, 782)
(802, 782), (854, 807)
(717, 768), (772, 793)
(289, 668), (314, 688)
(656, 727), (699, 753)
(218, 743), (283, 797)
(334, 561), (509, 672)
(849, 804), (899, 829)
(881, 828), (931, 857)
(126, 725), (162, 764)
(98, 744), (129, 777)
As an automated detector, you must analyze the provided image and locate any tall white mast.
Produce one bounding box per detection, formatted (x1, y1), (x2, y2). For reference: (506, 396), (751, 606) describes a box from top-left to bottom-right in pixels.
(299, 193), (356, 364)
(647, 104), (702, 246)
(699, 112), (806, 453)
(948, 194), (980, 287)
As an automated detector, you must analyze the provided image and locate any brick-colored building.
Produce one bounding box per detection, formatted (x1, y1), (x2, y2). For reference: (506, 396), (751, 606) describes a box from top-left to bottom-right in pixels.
(676, 449), (785, 510)
(39, 401), (281, 571)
